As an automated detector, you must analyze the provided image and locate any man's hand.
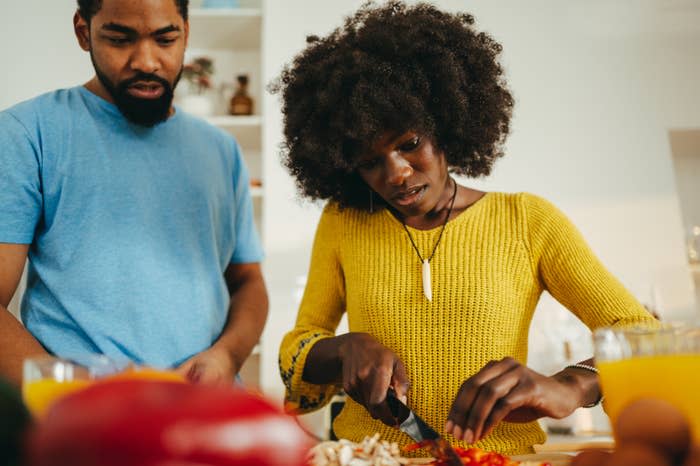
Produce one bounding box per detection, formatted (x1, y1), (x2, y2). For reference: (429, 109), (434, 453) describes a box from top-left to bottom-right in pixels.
(175, 345), (237, 386)
(175, 263), (267, 386)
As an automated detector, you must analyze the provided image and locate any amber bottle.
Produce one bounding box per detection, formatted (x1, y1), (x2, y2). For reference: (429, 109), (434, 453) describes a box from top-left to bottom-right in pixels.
(229, 75), (253, 116)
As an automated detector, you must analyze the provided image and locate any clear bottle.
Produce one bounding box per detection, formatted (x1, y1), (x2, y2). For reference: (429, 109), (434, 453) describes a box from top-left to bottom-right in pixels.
(229, 74), (253, 116)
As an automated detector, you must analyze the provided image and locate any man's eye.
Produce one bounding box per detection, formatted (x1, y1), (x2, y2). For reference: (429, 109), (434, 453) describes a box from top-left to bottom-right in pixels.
(399, 137), (421, 152)
(106, 37), (130, 45)
(157, 37), (177, 45)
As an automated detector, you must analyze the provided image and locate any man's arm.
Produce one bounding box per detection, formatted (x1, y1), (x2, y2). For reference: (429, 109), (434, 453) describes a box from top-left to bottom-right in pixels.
(218, 262), (269, 373)
(176, 262), (268, 384)
(0, 243), (49, 387)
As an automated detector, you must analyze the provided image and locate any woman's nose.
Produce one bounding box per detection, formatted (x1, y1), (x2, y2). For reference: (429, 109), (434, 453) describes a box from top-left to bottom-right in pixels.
(385, 155), (413, 186)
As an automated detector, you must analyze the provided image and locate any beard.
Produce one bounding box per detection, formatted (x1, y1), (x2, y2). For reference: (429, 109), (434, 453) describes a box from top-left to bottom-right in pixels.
(90, 51), (182, 127)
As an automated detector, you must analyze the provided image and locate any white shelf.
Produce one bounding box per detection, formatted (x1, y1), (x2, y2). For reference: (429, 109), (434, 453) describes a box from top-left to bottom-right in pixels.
(188, 9), (261, 49)
(206, 115), (262, 127)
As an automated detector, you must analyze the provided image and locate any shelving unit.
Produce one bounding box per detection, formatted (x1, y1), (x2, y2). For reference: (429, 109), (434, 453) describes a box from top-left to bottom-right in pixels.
(205, 115), (263, 127)
(185, 4), (265, 390)
(188, 9), (261, 50)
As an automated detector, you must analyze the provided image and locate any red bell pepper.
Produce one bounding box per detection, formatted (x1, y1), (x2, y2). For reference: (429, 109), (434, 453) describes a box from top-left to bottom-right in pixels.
(28, 379), (312, 466)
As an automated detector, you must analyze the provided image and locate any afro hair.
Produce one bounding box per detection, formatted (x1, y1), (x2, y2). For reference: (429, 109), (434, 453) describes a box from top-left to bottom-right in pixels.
(271, 1), (514, 210)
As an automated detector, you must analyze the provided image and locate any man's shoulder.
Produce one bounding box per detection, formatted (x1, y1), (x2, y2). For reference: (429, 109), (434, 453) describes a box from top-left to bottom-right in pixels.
(172, 110), (237, 146)
(2, 87), (83, 126)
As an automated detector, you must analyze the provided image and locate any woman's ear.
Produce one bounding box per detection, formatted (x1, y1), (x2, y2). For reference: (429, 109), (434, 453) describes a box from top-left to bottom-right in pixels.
(74, 11), (91, 52)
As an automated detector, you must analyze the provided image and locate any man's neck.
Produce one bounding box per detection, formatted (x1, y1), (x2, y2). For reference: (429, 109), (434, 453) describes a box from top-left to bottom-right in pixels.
(84, 77), (114, 104)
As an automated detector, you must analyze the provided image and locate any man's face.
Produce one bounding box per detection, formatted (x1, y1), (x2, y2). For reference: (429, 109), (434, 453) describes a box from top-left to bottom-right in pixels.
(75, 0), (188, 126)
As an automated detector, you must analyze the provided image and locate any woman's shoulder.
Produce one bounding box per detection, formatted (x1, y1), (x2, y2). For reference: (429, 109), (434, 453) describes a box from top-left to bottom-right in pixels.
(486, 191), (560, 214)
(319, 201), (370, 229)
(322, 201), (378, 221)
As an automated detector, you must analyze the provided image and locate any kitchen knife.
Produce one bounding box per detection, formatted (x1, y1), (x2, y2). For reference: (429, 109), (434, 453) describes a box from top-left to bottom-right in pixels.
(386, 390), (463, 466)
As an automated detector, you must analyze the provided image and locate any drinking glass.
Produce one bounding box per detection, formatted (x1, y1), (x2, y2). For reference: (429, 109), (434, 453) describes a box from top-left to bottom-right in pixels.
(22, 354), (125, 418)
(593, 323), (700, 441)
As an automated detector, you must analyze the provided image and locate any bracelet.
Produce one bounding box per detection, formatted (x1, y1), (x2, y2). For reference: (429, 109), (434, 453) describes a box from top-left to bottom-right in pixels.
(565, 363), (598, 374)
(564, 363), (604, 408)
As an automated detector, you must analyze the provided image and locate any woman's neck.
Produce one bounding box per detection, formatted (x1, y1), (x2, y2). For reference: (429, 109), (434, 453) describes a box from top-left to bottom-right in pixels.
(399, 182), (486, 230)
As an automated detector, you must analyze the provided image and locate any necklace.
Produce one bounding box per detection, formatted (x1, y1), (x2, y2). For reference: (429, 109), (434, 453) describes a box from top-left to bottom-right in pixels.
(401, 178), (458, 301)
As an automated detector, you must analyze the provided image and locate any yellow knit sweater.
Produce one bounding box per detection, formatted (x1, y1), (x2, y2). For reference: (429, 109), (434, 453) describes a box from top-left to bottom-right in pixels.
(279, 192), (655, 455)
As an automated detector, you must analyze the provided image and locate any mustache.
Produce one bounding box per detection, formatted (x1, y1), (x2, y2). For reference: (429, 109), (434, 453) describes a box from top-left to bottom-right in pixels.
(119, 73), (172, 90)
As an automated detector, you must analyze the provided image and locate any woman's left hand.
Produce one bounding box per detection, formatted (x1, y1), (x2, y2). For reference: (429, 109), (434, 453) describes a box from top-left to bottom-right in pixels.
(445, 357), (581, 444)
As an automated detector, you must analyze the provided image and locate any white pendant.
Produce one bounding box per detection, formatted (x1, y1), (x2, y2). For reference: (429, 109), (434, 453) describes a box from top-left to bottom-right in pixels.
(422, 259), (432, 301)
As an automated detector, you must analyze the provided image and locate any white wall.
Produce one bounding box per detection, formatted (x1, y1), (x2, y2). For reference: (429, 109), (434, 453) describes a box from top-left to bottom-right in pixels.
(0, 0), (92, 109)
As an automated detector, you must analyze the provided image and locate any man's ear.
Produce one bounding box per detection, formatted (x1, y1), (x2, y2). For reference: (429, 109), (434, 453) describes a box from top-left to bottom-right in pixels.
(74, 11), (90, 51)
(183, 19), (189, 49)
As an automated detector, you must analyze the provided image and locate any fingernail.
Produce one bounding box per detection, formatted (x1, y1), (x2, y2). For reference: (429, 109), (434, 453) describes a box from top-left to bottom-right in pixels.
(445, 420), (454, 433)
(453, 425), (462, 440)
(463, 428), (474, 444)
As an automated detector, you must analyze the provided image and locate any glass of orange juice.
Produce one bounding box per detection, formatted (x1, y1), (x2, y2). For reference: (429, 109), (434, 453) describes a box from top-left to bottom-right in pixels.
(22, 354), (124, 418)
(594, 323), (700, 442)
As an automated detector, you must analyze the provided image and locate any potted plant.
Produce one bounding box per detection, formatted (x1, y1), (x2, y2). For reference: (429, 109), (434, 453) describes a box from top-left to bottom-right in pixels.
(178, 56), (215, 116)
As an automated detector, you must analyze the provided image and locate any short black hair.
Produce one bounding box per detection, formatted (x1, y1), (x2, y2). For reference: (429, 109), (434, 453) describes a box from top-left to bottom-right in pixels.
(77, 0), (189, 23)
(271, 1), (514, 210)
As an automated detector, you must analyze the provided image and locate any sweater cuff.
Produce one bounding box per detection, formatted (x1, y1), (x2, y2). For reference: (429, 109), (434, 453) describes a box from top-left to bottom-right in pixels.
(280, 333), (342, 414)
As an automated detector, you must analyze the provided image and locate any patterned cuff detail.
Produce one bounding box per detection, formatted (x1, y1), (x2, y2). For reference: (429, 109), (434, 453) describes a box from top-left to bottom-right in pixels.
(279, 333), (341, 414)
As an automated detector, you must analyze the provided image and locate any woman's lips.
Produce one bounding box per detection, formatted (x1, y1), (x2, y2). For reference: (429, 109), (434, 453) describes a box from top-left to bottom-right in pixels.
(127, 82), (164, 99)
(393, 185), (426, 206)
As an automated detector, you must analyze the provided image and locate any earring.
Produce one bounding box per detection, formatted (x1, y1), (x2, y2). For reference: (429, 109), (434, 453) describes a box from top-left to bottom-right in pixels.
(369, 189), (374, 214)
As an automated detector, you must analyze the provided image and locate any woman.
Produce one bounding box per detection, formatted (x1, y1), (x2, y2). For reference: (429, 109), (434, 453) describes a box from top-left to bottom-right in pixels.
(274, 1), (655, 455)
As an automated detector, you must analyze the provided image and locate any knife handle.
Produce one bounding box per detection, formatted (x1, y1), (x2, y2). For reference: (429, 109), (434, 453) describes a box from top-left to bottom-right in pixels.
(386, 388), (410, 424)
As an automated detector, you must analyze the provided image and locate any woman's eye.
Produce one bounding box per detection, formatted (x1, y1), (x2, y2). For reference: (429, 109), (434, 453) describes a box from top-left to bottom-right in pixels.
(399, 137), (421, 152)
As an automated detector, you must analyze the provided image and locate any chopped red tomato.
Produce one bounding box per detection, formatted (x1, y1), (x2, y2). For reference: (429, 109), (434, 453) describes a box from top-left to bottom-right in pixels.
(405, 441), (550, 466)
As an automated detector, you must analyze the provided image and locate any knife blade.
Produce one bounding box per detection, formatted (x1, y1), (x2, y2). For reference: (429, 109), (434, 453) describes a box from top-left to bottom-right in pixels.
(386, 390), (463, 466)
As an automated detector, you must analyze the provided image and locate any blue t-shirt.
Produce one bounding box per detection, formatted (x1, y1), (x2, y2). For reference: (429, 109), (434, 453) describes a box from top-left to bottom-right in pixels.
(0, 86), (264, 368)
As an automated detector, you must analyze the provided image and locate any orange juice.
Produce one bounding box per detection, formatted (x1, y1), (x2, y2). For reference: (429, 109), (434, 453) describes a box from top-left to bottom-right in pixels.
(22, 378), (91, 418)
(598, 354), (700, 441)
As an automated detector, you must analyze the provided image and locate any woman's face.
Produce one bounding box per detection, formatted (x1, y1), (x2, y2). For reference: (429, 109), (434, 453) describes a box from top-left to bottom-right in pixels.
(356, 131), (452, 219)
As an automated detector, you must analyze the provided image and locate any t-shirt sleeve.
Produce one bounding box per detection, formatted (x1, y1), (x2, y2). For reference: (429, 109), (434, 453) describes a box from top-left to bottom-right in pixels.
(229, 139), (264, 264)
(521, 193), (657, 330)
(278, 203), (346, 414)
(0, 111), (42, 244)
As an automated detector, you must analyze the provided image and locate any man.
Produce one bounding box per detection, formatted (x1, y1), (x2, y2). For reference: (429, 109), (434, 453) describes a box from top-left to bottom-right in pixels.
(0, 0), (268, 387)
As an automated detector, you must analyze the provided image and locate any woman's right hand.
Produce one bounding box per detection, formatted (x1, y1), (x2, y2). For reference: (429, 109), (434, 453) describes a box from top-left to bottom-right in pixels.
(304, 332), (409, 426)
(337, 332), (410, 426)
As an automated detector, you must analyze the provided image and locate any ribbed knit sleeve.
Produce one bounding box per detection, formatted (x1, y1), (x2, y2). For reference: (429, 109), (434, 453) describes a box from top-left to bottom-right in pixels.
(521, 193), (655, 329)
(279, 203), (346, 414)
